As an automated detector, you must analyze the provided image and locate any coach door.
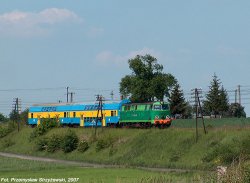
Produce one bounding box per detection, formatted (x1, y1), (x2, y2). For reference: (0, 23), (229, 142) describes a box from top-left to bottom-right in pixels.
(80, 114), (84, 127)
(37, 115), (41, 126)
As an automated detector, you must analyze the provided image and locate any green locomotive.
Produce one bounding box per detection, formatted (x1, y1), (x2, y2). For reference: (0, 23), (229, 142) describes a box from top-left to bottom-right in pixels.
(119, 101), (172, 128)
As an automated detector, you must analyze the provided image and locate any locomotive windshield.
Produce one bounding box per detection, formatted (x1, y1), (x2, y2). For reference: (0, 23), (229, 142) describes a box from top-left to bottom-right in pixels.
(153, 104), (169, 110)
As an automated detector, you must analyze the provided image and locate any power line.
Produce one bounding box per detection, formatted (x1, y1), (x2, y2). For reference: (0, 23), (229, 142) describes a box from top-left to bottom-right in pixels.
(0, 87), (65, 92)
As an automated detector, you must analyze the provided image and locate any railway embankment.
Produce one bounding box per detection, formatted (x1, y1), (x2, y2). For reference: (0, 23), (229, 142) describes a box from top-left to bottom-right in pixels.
(0, 119), (249, 171)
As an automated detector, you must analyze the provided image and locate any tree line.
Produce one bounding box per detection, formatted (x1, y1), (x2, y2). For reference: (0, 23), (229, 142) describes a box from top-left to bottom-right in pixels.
(0, 54), (246, 123)
(119, 54), (246, 118)
(0, 109), (28, 124)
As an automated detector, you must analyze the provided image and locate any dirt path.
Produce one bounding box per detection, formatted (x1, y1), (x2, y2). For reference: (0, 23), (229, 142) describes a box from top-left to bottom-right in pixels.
(0, 152), (193, 173)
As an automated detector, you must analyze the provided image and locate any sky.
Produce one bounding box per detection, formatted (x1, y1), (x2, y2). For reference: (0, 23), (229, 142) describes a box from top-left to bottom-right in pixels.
(0, 0), (250, 116)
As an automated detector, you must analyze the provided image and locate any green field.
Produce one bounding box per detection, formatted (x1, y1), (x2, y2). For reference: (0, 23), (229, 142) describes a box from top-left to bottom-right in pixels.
(172, 118), (250, 128)
(0, 118), (250, 182)
(0, 156), (203, 183)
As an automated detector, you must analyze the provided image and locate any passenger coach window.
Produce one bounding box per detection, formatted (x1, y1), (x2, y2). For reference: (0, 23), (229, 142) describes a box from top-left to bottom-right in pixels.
(64, 112), (66, 118)
(73, 112), (76, 118)
(31, 113), (33, 118)
(111, 111), (114, 116)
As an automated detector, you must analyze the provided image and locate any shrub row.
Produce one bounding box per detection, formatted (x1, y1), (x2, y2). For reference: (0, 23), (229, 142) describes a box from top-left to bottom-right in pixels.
(36, 129), (79, 153)
(0, 122), (16, 138)
(36, 131), (116, 154)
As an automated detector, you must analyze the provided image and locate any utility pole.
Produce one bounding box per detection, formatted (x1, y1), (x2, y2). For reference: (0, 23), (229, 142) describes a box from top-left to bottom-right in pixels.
(13, 98), (21, 132)
(235, 89), (238, 104)
(66, 87), (69, 103)
(69, 92), (75, 103)
(95, 95), (104, 136)
(238, 85), (241, 105)
(191, 88), (207, 142)
(110, 91), (114, 101)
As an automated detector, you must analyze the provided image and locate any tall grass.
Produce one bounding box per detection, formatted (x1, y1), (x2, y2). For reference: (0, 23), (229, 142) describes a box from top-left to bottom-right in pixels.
(0, 122), (249, 171)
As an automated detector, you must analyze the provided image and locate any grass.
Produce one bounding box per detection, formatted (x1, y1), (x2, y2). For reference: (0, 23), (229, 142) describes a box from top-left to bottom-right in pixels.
(0, 156), (200, 183)
(172, 117), (250, 128)
(0, 118), (249, 172)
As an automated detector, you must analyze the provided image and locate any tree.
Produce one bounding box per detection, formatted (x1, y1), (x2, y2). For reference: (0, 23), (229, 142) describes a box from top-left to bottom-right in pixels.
(203, 74), (229, 117)
(0, 113), (7, 122)
(20, 109), (29, 124)
(120, 54), (176, 102)
(228, 103), (246, 118)
(219, 86), (229, 116)
(168, 83), (188, 118)
(182, 102), (193, 119)
(9, 110), (20, 122)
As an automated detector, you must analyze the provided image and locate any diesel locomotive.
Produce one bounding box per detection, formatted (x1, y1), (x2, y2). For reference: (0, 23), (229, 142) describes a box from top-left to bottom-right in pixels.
(28, 100), (172, 128)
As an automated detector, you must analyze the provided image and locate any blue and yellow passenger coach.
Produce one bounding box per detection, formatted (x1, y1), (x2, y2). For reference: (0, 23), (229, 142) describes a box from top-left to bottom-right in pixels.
(28, 100), (129, 127)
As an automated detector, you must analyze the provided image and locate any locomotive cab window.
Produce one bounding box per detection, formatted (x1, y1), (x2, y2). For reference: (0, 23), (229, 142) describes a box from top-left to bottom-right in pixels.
(153, 105), (161, 110)
(162, 104), (169, 110)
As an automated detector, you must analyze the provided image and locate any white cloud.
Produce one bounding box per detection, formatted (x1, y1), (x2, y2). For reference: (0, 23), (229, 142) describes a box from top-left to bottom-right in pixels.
(96, 47), (161, 66)
(0, 8), (82, 37)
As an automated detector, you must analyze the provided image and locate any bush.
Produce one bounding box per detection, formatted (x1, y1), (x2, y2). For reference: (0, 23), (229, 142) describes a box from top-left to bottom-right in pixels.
(36, 137), (48, 151)
(40, 118), (58, 129)
(0, 126), (8, 138)
(29, 119), (58, 140)
(96, 135), (115, 152)
(0, 121), (16, 138)
(61, 130), (79, 153)
(169, 150), (182, 162)
(96, 139), (108, 152)
(202, 143), (239, 165)
(78, 140), (89, 153)
(109, 144), (117, 156)
(202, 136), (250, 165)
(2, 138), (15, 148)
(47, 134), (62, 152)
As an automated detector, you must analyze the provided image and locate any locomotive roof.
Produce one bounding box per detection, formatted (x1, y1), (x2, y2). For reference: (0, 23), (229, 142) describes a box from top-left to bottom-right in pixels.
(122, 101), (169, 105)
